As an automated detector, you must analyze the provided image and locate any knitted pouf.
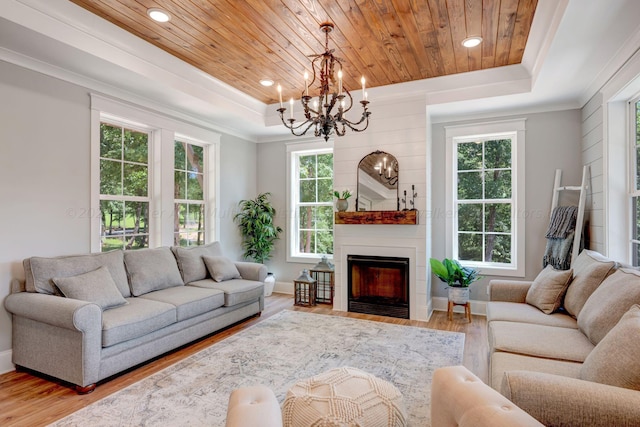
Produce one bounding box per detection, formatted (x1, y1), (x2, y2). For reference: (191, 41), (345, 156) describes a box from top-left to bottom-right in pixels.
(282, 367), (407, 427)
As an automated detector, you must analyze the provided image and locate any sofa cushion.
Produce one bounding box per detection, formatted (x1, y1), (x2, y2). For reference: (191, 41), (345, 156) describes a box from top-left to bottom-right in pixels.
(489, 321), (594, 363)
(491, 351), (582, 390)
(188, 278), (263, 307)
(203, 256), (241, 282)
(578, 268), (640, 345)
(525, 266), (573, 314)
(580, 305), (640, 391)
(53, 266), (128, 311)
(564, 250), (617, 318)
(486, 301), (578, 329)
(138, 286), (225, 321)
(102, 297), (176, 347)
(124, 247), (184, 296)
(171, 242), (223, 284)
(24, 250), (130, 297)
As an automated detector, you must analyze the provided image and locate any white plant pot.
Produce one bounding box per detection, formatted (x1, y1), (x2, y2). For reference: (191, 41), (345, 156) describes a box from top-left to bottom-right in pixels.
(264, 273), (276, 297)
(336, 199), (349, 212)
(448, 287), (470, 304)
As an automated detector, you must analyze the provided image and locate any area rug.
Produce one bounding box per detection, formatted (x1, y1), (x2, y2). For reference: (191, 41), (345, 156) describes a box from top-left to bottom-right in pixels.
(51, 310), (465, 427)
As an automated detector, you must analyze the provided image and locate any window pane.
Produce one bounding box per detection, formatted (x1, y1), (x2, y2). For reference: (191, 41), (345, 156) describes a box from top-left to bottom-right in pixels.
(101, 200), (123, 236)
(176, 203), (205, 246)
(123, 163), (148, 196)
(175, 203), (188, 230)
(457, 171), (482, 199)
(484, 139), (511, 169)
(458, 203), (482, 232)
(317, 153), (333, 178)
(457, 142), (482, 171)
(485, 234), (511, 263)
(100, 124), (121, 159)
(123, 201), (149, 250)
(187, 144), (203, 173)
(485, 170), (511, 199)
(485, 203), (511, 233)
(300, 179), (317, 203)
(175, 171), (186, 199)
(299, 206), (313, 229)
(458, 233), (482, 261)
(175, 141), (186, 170)
(299, 230), (315, 253)
(123, 129), (148, 163)
(187, 173), (203, 200)
(102, 236), (124, 252)
(316, 230), (333, 255)
(316, 206), (333, 229)
(318, 177), (333, 203)
(100, 159), (122, 195)
(299, 155), (316, 179)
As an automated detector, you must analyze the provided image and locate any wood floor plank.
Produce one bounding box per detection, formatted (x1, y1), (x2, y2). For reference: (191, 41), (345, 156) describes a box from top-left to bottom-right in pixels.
(0, 294), (487, 426)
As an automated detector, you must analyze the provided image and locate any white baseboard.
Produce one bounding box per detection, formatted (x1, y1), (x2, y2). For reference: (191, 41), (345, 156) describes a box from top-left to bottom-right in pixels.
(432, 297), (487, 316)
(0, 349), (14, 374)
(272, 281), (293, 295)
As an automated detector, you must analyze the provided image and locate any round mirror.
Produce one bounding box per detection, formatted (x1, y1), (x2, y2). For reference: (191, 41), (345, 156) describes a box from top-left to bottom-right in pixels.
(356, 151), (399, 211)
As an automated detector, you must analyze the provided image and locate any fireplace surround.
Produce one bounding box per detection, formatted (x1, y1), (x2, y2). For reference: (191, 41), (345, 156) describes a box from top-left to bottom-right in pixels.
(347, 254), (410, 319)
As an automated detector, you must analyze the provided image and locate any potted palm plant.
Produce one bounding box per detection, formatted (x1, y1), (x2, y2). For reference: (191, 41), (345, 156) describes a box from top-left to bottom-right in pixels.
(234, 193), (283, 296)
(429, 258), (480, 304)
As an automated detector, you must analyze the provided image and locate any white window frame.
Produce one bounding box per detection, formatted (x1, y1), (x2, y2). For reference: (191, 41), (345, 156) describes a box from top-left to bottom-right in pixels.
(629, 95), (640, 265)
(90, 94), (220, 252)
(445, 119), (526, 277)
(286, 140), (334, 263)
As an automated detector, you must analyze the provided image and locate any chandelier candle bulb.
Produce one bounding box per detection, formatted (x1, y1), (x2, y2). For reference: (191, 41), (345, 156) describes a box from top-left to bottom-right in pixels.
(290, 98), (294, 119)
(277, 84), (283, 108)
(304, 72), (309, 96)
(361, 76), (366, 97)
(338, 70), (343, 95)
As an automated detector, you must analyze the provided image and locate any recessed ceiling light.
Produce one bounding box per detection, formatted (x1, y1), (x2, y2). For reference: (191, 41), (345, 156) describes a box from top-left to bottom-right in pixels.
(462, 37), (482, 48)
(260, 79), (274, 87)
(147, 8), (171, 23)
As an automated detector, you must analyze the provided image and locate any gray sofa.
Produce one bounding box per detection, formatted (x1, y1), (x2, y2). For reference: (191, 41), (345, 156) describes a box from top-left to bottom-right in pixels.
(4, 242), (266, 393)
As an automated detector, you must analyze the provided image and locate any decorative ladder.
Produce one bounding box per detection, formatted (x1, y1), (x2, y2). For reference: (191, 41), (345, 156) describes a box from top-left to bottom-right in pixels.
(550, 165), (590, 267)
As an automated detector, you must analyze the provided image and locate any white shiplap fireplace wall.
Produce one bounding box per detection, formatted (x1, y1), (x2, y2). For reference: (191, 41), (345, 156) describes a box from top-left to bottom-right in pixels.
(332, 96), (429, 321)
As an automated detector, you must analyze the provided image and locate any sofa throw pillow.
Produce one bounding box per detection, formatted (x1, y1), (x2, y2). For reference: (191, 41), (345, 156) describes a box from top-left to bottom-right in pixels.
(563, 250), (617, 318)
(53, 266), (128, 310)
(525, 265), (573, 314)
(203, 256), (241, 282)
(171, 242), (223, 284)
(580, 305), (640, 391)
(578, 268), (640, 345)
(124, 247), (184, 296)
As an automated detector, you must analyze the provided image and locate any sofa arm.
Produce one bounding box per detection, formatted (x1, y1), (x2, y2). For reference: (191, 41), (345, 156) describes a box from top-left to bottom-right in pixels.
(489, 280), (532, 303)
(5, 292), (101, 332)
(431, 366), (543, 427)
(235, 262), (267, 282)
(502, 370), (640, 427)
(225, 385), (282, 427)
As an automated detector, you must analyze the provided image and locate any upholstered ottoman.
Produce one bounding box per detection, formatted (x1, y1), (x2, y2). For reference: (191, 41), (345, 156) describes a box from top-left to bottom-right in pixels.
(282, 367), (407, 427)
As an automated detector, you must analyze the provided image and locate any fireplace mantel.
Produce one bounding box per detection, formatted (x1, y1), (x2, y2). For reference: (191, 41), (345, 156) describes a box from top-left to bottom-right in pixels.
(335, 210), (418, 225)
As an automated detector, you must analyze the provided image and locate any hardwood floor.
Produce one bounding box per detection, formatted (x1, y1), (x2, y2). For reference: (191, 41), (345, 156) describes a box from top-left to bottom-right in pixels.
(0, 294), (488, 427)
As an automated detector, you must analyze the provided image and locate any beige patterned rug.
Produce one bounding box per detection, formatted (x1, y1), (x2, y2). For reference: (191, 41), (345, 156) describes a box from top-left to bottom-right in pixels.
(51, 310), (465, 427)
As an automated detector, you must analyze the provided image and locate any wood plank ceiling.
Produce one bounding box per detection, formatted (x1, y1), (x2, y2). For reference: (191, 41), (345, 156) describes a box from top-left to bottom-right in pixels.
(69, 0), (538, 105)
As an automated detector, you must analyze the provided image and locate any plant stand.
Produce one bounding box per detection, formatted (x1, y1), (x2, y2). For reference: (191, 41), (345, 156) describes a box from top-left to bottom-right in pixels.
(447, 300), (471, 322)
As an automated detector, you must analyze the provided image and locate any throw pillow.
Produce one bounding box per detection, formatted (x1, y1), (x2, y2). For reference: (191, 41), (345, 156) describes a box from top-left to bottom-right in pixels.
(124, 247), (184, 296)
(525, 265), (573, 314)
(53, 266), (128, 310)
(580, 305), (640, 391)
(563, 250), (617, 318)
(171, 242), (223, 284)
(203, 256), (241, 282)
(578, 268), (640, 344)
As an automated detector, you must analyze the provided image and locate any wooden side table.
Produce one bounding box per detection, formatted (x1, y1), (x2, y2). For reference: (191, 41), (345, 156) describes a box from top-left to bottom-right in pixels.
(447, 300), (471, 322)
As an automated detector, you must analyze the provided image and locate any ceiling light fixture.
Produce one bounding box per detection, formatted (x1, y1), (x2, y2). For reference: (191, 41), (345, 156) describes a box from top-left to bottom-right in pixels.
(260, 79), (274, 87)
(147, 8), (171, 23)
(276, 22), (371, 142)
(462, 37), (483, 48)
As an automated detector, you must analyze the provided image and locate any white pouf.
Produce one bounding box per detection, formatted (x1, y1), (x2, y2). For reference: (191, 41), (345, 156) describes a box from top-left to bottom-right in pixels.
(282, 367), (407, 427)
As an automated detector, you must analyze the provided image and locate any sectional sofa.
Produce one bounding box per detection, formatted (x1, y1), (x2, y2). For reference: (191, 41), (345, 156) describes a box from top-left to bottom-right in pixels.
(4, 242), (266, 393)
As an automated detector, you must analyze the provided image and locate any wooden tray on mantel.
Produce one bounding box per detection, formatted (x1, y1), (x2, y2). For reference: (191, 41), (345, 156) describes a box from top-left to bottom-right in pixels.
(334, 210), (418, 225)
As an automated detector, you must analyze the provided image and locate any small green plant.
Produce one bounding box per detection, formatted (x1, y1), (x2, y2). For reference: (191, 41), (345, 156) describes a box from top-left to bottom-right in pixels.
(333, 189), (352, 200)
(429, 258), (480, 287)
(234, 193), (283, 264)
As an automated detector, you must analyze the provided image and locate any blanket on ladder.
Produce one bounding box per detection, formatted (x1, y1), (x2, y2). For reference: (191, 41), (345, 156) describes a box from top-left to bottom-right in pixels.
(543, 206), (578, 270)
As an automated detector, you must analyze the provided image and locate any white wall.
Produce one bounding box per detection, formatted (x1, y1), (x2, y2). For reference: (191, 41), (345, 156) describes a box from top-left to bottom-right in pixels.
(0, 60), (258, 370)
(430, 109), (583, 301)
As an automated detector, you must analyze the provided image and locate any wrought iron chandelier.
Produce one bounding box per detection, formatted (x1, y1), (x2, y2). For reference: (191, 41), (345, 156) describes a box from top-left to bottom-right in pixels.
(277, 22), (371, 142)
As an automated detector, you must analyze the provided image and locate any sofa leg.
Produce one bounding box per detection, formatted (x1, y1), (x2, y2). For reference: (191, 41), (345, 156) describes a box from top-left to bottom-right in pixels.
(75, 384), (96, 394)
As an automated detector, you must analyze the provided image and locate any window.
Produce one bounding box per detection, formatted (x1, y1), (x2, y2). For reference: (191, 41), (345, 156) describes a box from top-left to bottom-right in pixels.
(174, 140), (205, 246)
(91, 94), (220, 252)
(287, 142), (334, 261)
(99, 122), (150, 251)
(630, 98), (640, 265)
(445, 119), (525, 276)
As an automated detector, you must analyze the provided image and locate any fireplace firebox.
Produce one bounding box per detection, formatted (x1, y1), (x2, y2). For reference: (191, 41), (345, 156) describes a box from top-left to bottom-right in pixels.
(347, 255), (409, 319)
